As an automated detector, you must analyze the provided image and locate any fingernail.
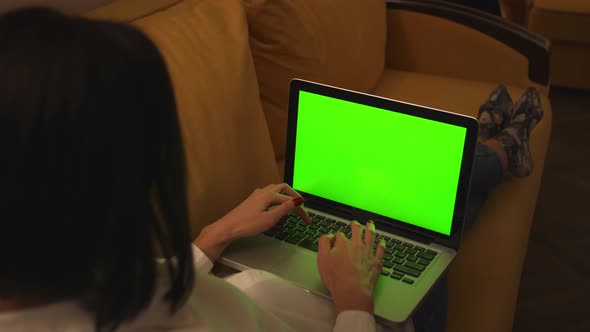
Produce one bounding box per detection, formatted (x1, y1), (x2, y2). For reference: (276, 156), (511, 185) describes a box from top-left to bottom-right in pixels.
(292, 197), (303, 207)
(368, 220), (375, 232)
(327, 233), (334, 238)
(379, 238), (386, 246)
(352, 220), (360, 225)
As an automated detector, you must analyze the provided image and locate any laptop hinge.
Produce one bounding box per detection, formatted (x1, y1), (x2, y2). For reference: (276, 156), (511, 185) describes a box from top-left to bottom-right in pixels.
(305, 201), (355, 221)
(372, 219), (435, 245)
(304, 198), (436, 245)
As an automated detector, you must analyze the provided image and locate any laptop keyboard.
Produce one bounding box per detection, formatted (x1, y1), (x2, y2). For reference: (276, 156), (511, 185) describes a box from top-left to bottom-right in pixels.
(262, 212), (438, 285)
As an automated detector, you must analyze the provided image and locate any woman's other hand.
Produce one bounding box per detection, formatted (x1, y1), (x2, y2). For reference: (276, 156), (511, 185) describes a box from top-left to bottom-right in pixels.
(216, 183), (311, 238)
(194, 183), (311, 261)
(316, 220), (385, 315)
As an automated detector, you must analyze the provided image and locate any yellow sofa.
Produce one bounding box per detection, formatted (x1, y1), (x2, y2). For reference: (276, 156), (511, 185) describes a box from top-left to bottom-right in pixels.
(83, 0), (553, 331)
(500, 0), (590, 89)
(246, 2), (552, 331)
(528, 0), (590, 89)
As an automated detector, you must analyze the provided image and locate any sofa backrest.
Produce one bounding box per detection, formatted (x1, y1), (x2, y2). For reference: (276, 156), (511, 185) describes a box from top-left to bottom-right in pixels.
(87, 0), (280, 236)
(0, 0), (113, 14)
(244, 0), (387, 160)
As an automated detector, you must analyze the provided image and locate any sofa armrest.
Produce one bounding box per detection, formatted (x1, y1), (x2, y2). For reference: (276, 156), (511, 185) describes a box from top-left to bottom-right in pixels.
(385, 0), (550, 89)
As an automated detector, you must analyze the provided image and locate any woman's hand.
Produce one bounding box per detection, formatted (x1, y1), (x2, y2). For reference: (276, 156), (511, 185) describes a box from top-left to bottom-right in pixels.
(215, 183), (311, 239)
(194, 183), (311, 262)
(316, 220), (385, 315)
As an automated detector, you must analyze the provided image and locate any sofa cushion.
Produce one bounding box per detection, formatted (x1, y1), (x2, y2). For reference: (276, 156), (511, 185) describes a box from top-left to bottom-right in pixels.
(372, 69), (551, 332)
(88, 0), (280, 236)
(533, 0), (590, 14)
(548, 43), (590, 89)
(244, 0), (386, 160)
(529, 0), (590, 44)
(0, 0), (114, 14)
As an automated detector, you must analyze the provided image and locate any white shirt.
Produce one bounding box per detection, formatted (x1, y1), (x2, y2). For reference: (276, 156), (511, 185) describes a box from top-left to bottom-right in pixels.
(0, 245), (413, 332)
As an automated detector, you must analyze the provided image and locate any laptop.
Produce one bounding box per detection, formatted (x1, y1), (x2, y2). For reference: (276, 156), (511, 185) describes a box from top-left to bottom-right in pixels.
(219, 79), (478, 324)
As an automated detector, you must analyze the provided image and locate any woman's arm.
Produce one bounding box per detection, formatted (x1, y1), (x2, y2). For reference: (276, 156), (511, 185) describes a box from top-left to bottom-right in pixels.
(192, 183), (310, 263)
(193, 222), (233, 264)
(334, 311), (377, 331)
(192, 184), (386, 331)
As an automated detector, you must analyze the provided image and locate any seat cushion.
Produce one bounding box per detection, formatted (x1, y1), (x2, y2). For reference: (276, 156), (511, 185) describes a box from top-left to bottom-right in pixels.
(529, 0), (590, 44)
(88, 0), (280, 236)
(528, 0), (590, 88)
(548, 42), (590, 89)
(244, 0), (386, 160)
(373, 69), (552, 332)
(533, 0), (590, 14)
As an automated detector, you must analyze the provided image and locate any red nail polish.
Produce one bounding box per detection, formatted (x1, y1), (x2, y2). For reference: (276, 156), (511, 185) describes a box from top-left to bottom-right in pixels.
(293, 197), (304, 207)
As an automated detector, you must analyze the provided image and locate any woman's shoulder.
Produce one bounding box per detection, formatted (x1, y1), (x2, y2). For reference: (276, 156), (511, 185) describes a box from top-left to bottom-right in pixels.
(0, 267), (291, 332)
(0, 301), (94, 332)
(118, 266), (293, 332)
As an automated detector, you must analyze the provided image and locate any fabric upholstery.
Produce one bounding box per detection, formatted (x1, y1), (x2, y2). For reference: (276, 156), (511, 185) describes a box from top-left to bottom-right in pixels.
(385, 9), (536, 91)
(88, 0), (280, 236)
(528, 2), (590, 44)
(528, 0), (590, 89)
(87, 0), (181, 22)
(372, 69), (552, 332)
(0, 0), (114, 14)
(533, 0), (590, 14)
(243, 0), (386, 160)
(499, 0), (531, 26)
(548, 43), (590, 90)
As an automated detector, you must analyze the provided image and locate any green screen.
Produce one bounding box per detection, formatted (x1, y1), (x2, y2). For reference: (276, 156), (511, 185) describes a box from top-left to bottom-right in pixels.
(292, 91), (467, 236)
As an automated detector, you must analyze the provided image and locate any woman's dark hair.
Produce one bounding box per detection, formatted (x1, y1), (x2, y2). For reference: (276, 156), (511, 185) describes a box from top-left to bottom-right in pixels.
(0, 7), (194, 331)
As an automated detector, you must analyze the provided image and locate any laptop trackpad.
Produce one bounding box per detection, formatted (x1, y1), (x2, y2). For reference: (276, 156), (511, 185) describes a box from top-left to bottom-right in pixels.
(269, 246), (329, 297)
(222, 235), (329, 297)
(222, 235), (292, 270)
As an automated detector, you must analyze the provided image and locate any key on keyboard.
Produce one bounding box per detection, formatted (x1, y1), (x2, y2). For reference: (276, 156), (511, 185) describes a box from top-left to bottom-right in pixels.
(264, 214), (440, 281)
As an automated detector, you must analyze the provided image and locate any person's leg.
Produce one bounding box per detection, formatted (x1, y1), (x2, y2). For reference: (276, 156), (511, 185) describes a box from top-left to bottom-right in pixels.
(496, 87), (544, 177)
(463, 142), (505, 231)
(460, 88), (543, 245)
(412, 273), (449, 332)
(465, 86), (547, 229)
(412, 143), (504, 332)
(471, 141), (506, 192)
(477, 84), (513, 142)
(412, 87), (544, 332)
(478, 86), (543, 179)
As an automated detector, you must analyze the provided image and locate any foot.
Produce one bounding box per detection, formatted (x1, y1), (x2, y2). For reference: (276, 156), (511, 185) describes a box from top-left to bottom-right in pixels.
(497, 87), (544, 177)
(478, 84), (513, 142)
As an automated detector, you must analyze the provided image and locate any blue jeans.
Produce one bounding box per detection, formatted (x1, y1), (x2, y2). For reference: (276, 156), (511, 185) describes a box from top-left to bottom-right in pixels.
(412, 144), (504, 332)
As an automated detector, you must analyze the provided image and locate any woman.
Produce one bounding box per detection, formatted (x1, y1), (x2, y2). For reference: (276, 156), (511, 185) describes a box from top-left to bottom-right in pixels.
(0, 7), (388, 332)
(0, 7), (543, 332)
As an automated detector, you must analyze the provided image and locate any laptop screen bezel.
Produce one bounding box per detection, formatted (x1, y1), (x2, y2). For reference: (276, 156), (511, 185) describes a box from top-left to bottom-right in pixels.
(283, 79), (478, 246)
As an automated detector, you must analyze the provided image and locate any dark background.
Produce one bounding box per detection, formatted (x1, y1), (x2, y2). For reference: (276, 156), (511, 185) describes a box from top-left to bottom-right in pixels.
(513, 87), (590, 332)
